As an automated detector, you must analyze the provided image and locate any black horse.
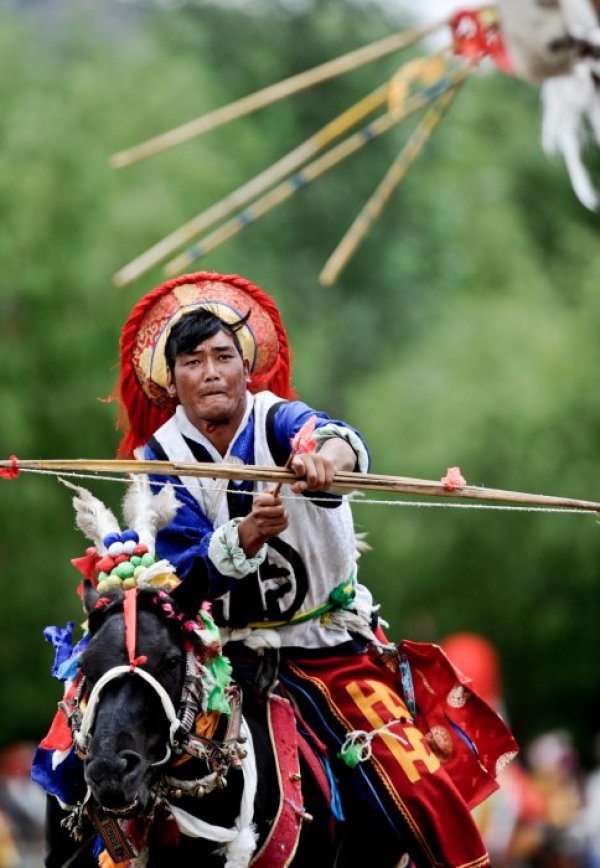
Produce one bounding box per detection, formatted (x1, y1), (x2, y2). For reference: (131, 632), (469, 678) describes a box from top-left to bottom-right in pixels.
(44, 578), (341, 868)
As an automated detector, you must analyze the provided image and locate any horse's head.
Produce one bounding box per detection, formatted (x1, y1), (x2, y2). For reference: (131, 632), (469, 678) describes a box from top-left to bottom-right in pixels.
(77, 579), (205, 815)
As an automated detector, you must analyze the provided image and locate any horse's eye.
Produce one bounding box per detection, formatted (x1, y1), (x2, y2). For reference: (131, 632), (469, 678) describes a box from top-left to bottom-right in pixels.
(163, 656), (181, 671)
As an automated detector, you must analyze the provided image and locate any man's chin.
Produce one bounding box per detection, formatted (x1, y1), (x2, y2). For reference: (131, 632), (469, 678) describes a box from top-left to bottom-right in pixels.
(204, 416), (229, 427)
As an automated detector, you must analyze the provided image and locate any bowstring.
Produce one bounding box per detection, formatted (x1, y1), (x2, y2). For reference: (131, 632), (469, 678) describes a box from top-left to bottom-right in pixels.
(13, 467), (598, 516)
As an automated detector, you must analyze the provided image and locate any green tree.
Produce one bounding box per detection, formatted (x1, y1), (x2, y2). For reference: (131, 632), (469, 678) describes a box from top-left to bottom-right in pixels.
(0, 0), (598, 763)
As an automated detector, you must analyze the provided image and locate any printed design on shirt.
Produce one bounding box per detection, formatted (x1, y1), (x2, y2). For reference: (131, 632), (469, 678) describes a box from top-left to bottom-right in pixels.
(213, 537), (309, 626)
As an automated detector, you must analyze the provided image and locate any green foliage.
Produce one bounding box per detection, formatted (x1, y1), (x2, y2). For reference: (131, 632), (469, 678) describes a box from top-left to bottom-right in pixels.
(0, 0), (598, 761)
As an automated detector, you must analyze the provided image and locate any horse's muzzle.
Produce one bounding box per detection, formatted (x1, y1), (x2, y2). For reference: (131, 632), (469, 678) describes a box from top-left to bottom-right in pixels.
(85, 750), (153, 814)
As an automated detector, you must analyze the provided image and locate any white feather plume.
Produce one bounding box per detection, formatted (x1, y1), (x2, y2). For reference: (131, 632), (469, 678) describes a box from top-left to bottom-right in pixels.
(541, 64), (600, 210)
(60, 478), (121, 553)
(122, 475), (180, 555)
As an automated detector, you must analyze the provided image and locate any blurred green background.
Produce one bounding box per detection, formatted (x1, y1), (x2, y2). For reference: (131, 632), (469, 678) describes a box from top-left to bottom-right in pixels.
(1, 0), (598, 767)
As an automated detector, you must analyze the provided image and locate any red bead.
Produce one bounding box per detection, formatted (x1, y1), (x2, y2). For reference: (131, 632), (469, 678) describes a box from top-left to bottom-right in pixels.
(95, 556), (115, 574)
(133, 544), (149, 555)
(113, 554), (129, 565)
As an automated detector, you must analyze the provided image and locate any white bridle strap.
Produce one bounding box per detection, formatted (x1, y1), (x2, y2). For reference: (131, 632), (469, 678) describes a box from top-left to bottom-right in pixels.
(76, 665), (182, 753)
(167, 718), (257, 860)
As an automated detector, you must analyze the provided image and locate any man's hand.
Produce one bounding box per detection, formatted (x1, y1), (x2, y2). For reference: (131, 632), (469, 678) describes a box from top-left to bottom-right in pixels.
(289, 453), (336, 494)
(238, 491), (288, 557)
(289, 437), (357, 494)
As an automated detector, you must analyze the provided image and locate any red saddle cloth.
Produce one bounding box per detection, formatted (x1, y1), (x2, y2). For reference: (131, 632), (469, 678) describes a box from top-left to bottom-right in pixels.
(397, 639), (518, 809)
(285, 637), (518, 868)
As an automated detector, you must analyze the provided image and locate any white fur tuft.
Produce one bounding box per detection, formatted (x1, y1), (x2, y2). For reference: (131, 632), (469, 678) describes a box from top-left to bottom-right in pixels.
(60, 479), (121, 553)
(122, 476), (180, 554)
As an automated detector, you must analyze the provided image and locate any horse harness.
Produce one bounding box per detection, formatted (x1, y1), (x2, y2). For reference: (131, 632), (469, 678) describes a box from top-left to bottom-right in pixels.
(58, 589), (322, 867)
(60, 589), (254, 863)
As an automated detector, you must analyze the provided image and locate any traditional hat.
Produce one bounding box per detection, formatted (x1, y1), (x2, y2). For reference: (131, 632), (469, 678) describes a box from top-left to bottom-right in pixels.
(116, 271), (294, 457)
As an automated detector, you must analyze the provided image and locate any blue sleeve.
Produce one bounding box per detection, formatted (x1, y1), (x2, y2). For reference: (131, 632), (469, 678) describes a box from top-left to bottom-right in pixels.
(272, 400), (370, 470)
(142, 443), (239, 597)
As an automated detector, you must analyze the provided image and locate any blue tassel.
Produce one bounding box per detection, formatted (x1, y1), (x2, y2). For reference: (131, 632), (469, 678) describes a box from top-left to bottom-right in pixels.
(43, 623), (75, 680)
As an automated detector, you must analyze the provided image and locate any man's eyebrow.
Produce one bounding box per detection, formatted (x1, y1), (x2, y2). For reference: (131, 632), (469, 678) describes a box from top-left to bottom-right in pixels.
(180, 343), (235, 356)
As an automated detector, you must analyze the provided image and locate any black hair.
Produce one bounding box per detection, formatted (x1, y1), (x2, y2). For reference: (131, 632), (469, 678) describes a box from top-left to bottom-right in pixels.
(165, 308), (250, 372)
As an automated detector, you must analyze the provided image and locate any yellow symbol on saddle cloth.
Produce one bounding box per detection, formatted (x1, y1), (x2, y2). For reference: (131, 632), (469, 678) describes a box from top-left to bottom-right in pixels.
(344, 679), (441, 783)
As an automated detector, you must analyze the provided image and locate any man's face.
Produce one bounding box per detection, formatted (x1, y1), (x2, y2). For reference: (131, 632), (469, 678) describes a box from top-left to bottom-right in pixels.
(168, 329), (250, 430)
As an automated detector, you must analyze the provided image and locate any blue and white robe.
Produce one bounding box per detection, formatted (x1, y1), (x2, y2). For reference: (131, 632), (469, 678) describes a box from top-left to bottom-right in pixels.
(143, 391), (373, 651)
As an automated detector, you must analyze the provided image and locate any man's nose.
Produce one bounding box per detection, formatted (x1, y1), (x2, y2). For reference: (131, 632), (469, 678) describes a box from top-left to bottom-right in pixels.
(203, 358), (219, 379)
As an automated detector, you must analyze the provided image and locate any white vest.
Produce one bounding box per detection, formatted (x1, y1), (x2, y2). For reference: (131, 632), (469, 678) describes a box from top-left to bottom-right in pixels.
(152, 391), (372, 649)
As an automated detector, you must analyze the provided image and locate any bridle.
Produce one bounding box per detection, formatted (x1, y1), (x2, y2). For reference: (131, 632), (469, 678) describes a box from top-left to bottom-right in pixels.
(70, 589), (245, 775)
(72, 588), (183, 764)
(61, 587), (257, 864)
(75, 663), (182, 765)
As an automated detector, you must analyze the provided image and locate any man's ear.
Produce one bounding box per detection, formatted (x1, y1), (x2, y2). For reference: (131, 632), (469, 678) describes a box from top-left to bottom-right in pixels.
(166, 369), (177, 398)
(243, 357), (250, 384)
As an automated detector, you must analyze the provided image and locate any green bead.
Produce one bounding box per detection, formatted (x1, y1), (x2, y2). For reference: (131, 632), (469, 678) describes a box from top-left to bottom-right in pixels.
(114, 561), (135, 579)
(130, 556), (142, 567)
(97, 571), (109, 583)
(141, 553), (155, 567)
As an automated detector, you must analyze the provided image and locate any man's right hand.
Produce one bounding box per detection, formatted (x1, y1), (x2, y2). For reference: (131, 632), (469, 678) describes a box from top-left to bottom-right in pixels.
(238, 491), (288, 557)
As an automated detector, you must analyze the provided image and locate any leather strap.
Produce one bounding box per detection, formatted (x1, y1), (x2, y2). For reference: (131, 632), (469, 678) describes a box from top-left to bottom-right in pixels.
(251, 695), (304, 868)
(88, 807), (137, 863)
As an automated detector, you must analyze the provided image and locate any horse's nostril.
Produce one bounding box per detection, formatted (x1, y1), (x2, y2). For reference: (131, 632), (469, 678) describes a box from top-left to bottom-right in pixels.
(121, 750), (143, 778)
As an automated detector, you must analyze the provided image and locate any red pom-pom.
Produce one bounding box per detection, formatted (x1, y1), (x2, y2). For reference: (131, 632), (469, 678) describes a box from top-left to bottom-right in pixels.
(441, 466), (467, 491)
(95, 555), (115, 574)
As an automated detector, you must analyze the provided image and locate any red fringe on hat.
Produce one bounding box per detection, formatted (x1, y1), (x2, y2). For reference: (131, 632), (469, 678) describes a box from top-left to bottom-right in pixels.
(115, 272), (295, 458)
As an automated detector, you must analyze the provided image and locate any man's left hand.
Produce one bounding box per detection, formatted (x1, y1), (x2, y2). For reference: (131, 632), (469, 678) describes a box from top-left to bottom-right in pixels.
(289, 453), (336, 494)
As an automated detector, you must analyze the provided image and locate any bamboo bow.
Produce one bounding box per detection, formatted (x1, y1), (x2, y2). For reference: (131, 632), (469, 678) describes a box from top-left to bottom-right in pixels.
(1, 457), (599, 513)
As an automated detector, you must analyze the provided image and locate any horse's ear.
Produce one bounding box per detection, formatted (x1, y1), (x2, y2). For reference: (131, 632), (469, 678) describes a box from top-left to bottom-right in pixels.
(170, 560), (208, 617)
(82, 578), (100, 615)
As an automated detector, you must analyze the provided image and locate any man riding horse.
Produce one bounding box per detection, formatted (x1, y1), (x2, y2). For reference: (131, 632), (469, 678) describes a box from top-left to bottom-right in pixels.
(110, 270), (515, 867)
